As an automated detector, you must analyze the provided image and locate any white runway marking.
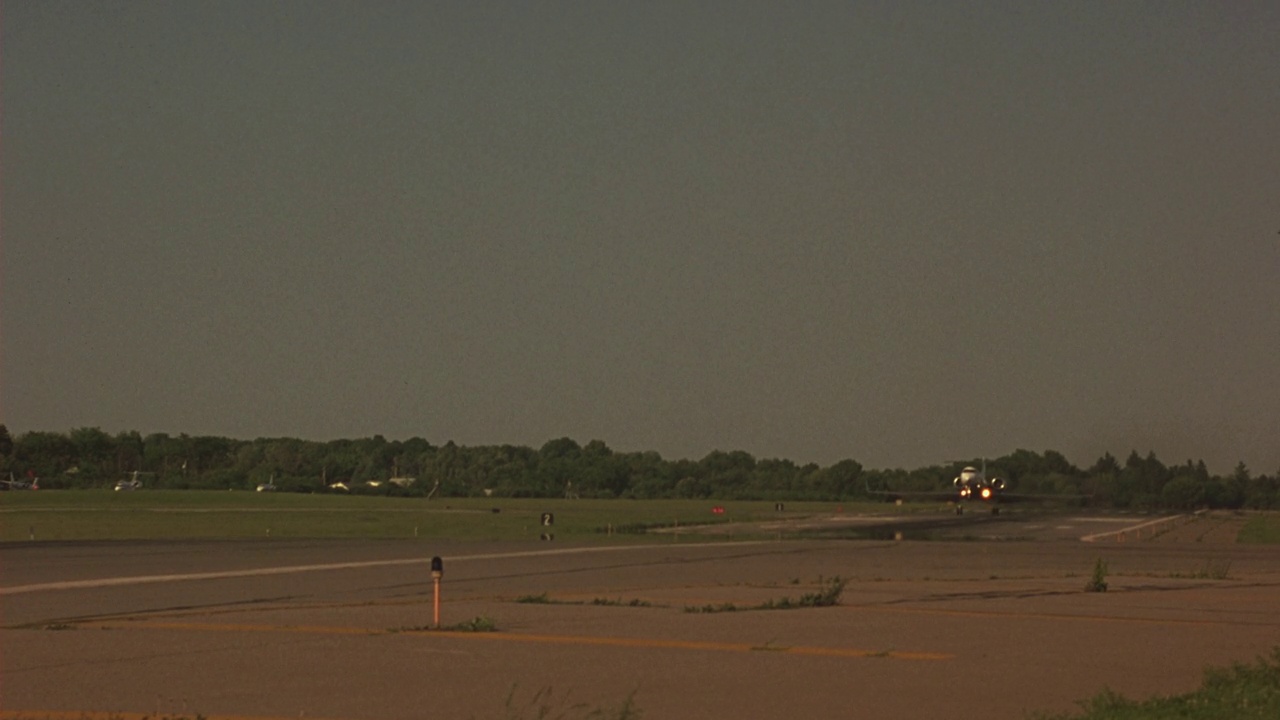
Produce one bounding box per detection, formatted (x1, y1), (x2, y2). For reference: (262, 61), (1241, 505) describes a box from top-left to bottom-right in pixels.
(0, 541), (765, 596)
(1080, 515), (1184, 542)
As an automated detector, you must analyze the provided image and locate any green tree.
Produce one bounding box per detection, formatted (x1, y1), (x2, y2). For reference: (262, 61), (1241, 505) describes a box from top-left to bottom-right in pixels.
(114, 431), (144, 474)
(13, 431), (75, 478)
(622, 451), (673, 499)
(0, 424), (12, 475)
(1244, 471), (1277, 509)
(754, 457), (800, 497)
(1120, 450), (1168, 507)
(1211, 462), (1250, 509)
(539, 437), (582, 461)
(1162, 475), (1204, 509)
(69, 426), (115, 477)
(700, 450), (756, 498)
(535, 439), (586, 497)
(1090, 452), (1120, 475)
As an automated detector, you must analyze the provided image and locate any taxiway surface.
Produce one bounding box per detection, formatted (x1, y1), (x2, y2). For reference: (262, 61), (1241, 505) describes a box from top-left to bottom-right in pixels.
(2, 511), (1277, 719)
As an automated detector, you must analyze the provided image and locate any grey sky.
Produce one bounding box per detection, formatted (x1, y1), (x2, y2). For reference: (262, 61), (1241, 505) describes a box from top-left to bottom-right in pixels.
(3, 1), (1277, 474)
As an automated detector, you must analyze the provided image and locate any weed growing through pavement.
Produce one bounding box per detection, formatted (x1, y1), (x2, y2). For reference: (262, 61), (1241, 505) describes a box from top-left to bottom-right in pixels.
(396, 616), (498, 633)
(448, 616), (497, 632)
(1197, 558), (1232, 579)
(684, 602), (741, 614)
(1085, 558), (1108, 592)
(494, 686), (642, 720)
(591, 597), (651, 607)
(1163, 559), (1232, 580)
(1029, 647), (1280, 720)
(514, 593), (654, 608)
(685, 576), (847, 613)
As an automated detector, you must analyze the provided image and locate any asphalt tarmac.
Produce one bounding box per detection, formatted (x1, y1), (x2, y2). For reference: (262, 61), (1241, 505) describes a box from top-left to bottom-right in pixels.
(2, 510), (1278, 720)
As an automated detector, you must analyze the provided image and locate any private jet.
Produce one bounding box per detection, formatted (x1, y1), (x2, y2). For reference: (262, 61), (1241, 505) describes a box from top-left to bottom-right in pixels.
(950, 462), (1007, 513)
(869, 460), (1012, 515)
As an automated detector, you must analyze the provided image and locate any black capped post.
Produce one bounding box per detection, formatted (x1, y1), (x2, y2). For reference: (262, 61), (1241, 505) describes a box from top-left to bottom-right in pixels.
(431, 556), (444, 628)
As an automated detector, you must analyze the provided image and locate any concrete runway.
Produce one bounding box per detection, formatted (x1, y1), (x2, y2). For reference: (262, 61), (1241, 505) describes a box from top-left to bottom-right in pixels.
(2, 511), (1278, 719)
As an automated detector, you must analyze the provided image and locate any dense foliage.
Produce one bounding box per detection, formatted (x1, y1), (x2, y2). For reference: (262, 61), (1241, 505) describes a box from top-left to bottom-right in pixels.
(0, 424), (1275, 509)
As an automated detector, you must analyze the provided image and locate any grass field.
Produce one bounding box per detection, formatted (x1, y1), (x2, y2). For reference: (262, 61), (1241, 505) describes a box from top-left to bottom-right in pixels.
(0, 491), (893, 543)
(1239, 513), (1280, 544)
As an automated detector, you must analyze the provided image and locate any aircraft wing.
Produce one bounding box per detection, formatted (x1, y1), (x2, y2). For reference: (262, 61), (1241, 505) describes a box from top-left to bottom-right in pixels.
(992, 490), (1089, 503)
(866, 483), (1084, 504)
(865, 484), (960, 502)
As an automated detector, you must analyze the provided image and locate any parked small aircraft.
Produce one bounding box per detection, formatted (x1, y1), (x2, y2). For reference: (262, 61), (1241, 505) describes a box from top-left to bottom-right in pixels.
(114, 471), (145, 491)
(1, 473), (38, 490)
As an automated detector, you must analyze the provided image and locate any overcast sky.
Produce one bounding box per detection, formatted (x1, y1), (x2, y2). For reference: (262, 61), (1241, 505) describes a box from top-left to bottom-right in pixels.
(3, 1), (1277, 474)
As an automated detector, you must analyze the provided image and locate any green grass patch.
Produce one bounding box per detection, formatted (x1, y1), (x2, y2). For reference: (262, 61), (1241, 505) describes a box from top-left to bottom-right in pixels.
(0, 492), (874, 543)
(1031, 647), (1280, 719)
(1239, 514), (1280, 544)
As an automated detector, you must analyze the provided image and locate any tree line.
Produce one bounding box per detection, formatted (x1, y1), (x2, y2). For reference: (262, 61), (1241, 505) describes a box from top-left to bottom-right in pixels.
(0, 425), (1275, 510)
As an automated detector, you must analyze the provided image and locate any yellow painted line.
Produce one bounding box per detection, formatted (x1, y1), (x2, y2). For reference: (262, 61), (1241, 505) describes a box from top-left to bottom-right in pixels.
(0, 707), (350, 712)
(408, 629), (952, 661)
(86, 620), (951, 661)
(95, 620), (386, 635)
